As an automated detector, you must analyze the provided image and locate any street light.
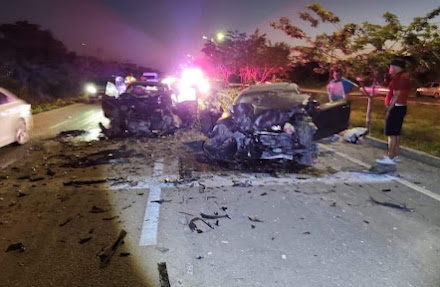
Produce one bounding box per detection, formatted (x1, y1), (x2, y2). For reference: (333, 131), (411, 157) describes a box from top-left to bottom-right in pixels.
(216, 32), (225, 42)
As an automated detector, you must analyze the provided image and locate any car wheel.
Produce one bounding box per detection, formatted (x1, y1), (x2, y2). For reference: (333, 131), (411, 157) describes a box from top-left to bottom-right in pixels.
(16, 119), (29, 144)
(416, 92), (421, 97)
(435, 93), (439, 99)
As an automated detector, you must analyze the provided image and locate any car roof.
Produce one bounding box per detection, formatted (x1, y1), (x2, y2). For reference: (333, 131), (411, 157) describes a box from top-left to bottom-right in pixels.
(128, 81), (166, 88)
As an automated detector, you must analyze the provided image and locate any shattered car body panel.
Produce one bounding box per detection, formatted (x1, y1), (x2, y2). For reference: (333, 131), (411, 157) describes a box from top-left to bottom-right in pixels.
(202, 83), (350, 166)
(100, 81), (181, 137)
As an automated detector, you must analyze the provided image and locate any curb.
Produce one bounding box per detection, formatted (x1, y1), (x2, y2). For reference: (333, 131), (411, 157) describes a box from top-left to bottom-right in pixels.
(365, 136), (440, 168)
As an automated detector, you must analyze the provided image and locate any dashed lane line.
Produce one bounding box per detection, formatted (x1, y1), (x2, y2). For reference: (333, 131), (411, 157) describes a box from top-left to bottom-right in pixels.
(139, 159), (164, 246)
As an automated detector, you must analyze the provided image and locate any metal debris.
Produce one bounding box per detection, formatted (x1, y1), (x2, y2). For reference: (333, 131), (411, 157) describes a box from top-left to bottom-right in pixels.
(59, 217), (73, 227)
(369, 196), (413, 212)
(248, 216), (263, 222)
(78, 237), (92, 244)
(90, 206), (106, 213)
(158, 262), (171, 287)
(233, 180), (252, 187)
(98, 230), (127, 268)
(102, 216), (119, 221)
(16, 191), (27, 198)
(200, 213), (231, 220)
(188, 217), (214, 233)
(151, 199), (172, 204)
(5, 243), (25, 253)
(120, 252), (130, 257)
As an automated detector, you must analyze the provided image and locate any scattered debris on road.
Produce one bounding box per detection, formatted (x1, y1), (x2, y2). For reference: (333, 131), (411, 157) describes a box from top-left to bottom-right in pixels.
(200, 213), (231, 220)
(16, 191), (27, 198)
(158, 262), (171, 287)
(119, 252), (130, 257)
(78, 237), (92, 244)
(156, 246), (170, 253)
(102, 216), (119, 221)
(248, 216), (263, 222)
(369, 196), (413, 212)
(90, 206), (106, 213)
(233, 180), (252, 187)
(151, 199), (172, 204)
(189, 217), (214, 233)
(98, 229), (127, 268)
(59, 217), (73, 227)
(5, 243), (25, 253)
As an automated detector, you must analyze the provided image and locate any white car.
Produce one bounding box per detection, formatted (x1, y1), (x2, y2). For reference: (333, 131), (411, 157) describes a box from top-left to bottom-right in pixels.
(416, 82), (440, 98)
(0, 87), (33, 148)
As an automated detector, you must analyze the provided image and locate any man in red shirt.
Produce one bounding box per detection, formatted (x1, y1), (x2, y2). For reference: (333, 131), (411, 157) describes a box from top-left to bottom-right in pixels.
(376, 59), (410, 165)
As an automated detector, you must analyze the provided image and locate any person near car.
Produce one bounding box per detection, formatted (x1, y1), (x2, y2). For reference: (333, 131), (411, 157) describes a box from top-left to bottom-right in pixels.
(327, 69), (356, 102)
(376, 59), (410, 165)
(326, 69), (356, 141)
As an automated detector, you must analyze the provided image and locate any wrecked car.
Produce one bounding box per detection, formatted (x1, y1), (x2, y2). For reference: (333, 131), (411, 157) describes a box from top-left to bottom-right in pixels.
(201, 83), (350, 166)
(100, 81), (181, 137)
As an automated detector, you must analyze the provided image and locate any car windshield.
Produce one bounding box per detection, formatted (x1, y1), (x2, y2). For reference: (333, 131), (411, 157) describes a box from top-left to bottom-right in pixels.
(237, 90), (307, 109)
(126, 83), (167, 96)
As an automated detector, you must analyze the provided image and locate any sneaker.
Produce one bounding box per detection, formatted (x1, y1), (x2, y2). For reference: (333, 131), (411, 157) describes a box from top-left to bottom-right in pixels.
(393, 156), (402, 163)
(376, 156), (396, 165)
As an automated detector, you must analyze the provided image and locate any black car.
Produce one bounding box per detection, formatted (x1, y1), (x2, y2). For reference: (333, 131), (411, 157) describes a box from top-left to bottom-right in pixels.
(101, 81), (179, 137)
(201, 83), (350, 165)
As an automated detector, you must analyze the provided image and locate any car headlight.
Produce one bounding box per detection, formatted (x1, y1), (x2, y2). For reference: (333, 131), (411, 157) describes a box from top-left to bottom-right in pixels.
(85, 84), (97, 94)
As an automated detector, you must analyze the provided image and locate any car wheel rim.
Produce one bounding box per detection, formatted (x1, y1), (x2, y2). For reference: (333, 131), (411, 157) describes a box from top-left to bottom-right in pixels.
(16, 120), (29, 144)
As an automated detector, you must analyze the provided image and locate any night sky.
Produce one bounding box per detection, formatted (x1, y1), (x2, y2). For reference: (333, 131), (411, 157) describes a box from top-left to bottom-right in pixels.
(1, 0), (439, 72)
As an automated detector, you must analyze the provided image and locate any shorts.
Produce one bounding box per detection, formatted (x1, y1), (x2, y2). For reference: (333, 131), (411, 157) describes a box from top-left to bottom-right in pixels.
(385, 106), (407, 136)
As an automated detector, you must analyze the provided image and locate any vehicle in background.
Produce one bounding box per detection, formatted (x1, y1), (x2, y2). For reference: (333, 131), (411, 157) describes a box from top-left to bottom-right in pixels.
(201, 83), (350, 166)
(142, 72), (159, 82)
(85, 76), (125, 103)
(0, 87), (33, 148)
(360, 85), (389, 96)
(416, 82), (440, 98)
(100, 81), (179, 137)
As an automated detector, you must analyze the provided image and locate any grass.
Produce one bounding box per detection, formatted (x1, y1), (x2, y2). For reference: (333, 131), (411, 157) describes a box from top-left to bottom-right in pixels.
(349, 98), (440, 157)
(31, 99), (77, 115)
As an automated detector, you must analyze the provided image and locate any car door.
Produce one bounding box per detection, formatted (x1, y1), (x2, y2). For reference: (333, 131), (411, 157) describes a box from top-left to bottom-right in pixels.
(0, 92), (16, 146)
(430, 83), (439, 97)
(420, 83), (431, 96)
(311, 99), (351, 140)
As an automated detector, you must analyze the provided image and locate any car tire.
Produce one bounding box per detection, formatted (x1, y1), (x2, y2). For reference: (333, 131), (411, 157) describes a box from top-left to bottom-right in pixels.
(416, 92), (421, 97)
(16, 119), (29, 145)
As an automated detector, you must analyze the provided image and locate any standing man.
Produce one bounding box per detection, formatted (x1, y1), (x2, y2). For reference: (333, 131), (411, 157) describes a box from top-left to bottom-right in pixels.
(327, 68), (356, 141)
(327, 69), (356, 102)
(376, 59), (410, 165)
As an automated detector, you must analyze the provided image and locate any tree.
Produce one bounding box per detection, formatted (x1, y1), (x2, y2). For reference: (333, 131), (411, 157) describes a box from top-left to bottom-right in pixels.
(201, 30), (291, 85)
(271, 3), (440, 131)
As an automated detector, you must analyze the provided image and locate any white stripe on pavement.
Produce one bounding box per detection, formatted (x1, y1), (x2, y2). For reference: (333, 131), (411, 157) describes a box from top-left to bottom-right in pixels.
(319, 144), (440, 203)
(139, 159), (164, 246)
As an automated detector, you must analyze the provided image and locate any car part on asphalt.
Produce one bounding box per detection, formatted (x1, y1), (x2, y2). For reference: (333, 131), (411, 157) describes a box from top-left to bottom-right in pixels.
(98, 229), (127, 268)
(369, 196), (413, 212)
(188, 217), (214, 233)
(5, 242), (25, 253)
(200, 213), (231, 220)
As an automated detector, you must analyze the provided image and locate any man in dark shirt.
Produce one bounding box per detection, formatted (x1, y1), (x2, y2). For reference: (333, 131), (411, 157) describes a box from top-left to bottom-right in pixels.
(376, 59), (410, 165)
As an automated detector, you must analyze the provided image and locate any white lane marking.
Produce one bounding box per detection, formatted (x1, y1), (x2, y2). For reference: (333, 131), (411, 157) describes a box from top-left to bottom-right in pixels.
(389, 176), (440, 202)
(319, 144), (440, 203)
(139, 159), (164, 246)
(318, 144), (372, 169)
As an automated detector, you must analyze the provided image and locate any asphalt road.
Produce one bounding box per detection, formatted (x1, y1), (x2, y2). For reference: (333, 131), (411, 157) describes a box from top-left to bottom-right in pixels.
(0, 104), (439, 287)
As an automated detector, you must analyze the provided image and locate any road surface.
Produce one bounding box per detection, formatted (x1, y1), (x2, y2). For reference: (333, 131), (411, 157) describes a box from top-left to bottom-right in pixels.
(0, 103), (439, 286)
